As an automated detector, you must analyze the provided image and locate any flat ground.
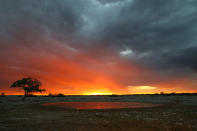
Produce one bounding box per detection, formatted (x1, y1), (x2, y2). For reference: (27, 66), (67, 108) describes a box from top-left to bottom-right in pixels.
(0, 95), (197, 131)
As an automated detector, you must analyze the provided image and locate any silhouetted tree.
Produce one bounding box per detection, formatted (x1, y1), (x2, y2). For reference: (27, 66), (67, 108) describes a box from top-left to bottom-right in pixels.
(57, 93), (65, 97)
(1, 92), (5, 97)
(10, 77), (45, 96)
(48, 93), (53, 97)
(160, 92), (165, 95)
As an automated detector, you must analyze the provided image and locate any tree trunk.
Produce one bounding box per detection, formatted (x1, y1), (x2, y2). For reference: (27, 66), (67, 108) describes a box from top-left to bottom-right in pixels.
(24, 87), (28, 96)
(22, 88), (27, 101)
(24, 90), (27, 96)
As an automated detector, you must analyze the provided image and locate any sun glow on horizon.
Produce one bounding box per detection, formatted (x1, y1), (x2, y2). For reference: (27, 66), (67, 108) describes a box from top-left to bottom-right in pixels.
(82, 91), (113, 95)
(127, 85), (157, 94)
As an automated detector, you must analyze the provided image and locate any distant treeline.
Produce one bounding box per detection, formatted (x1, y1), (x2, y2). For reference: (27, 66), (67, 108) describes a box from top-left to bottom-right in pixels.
(158, 92), (197, 96)
(46, 93), (65, 97)
(44, 93), (197, 97)
(1, 92), (197, 97)
(121, 93), (197, 96)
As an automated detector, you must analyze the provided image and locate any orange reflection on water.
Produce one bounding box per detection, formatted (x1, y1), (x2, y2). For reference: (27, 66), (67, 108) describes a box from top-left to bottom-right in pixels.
(43, 102), (158, 110)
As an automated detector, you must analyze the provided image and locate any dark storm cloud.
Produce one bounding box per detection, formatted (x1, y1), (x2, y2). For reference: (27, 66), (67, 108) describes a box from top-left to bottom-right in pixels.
(167, 46), (197, 71)
(0, 0), (197, 92)
(0, 0), (86, 45)
(90, 0), (197, 72)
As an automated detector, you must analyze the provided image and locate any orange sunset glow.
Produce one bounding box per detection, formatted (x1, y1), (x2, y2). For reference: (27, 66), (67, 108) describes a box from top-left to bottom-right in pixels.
(1, 41), (197, 95)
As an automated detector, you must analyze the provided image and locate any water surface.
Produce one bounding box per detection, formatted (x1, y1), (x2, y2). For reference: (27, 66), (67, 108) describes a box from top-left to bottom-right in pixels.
(43, 102), (159, 110)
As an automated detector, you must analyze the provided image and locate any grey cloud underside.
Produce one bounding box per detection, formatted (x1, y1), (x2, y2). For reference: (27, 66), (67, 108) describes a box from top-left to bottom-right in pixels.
(98, 0), (197, 71)
(0, 0), (197, 74)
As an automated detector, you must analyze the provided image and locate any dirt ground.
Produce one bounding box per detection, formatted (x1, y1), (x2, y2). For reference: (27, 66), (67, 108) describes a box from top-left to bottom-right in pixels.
(1, 95), (197, 131)
(0, 102), (197, 131)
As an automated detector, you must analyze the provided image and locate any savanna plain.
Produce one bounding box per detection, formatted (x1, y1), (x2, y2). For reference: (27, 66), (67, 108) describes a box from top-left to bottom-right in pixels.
(0, 95), (197, 131)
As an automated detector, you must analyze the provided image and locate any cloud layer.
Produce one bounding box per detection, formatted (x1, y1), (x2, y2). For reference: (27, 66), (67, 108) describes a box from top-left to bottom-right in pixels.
(1, 0), (197, 94)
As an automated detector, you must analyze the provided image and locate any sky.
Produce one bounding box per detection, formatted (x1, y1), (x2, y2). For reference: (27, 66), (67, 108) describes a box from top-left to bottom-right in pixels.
(0, 0), (197, 95)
